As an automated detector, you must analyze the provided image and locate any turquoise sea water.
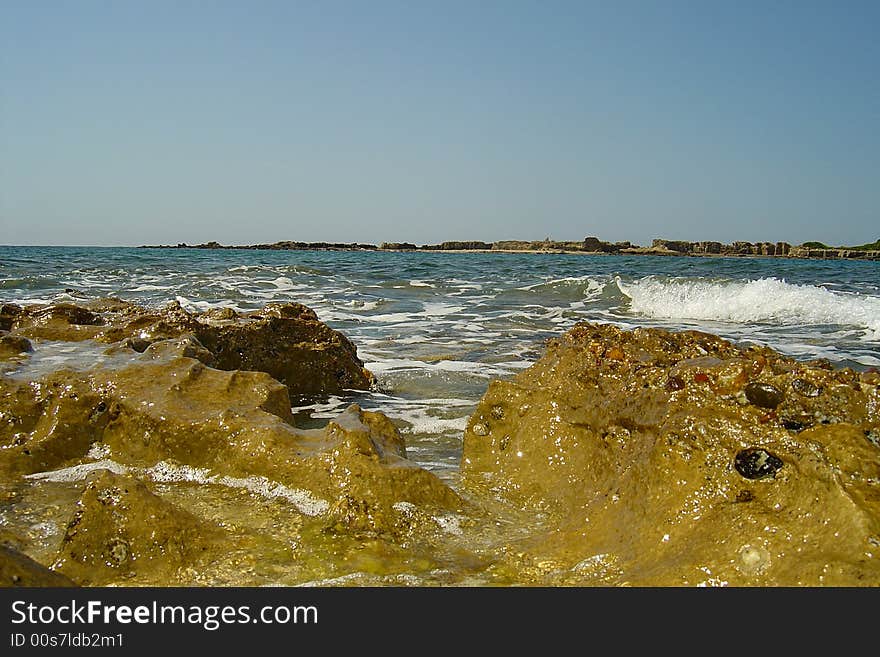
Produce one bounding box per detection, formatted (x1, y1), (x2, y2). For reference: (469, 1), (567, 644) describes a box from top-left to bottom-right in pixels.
(2, 246), (879, 483)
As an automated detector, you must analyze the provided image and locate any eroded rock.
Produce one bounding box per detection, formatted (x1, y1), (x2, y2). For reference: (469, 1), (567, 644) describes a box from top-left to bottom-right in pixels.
(0, 338), (460, 568)
(461, 322), (880, 586)
(0, 299), (465, 585)
(7, 299), (374, 396)
(2, 352), (456, 500)
(52, 470), (219, 585)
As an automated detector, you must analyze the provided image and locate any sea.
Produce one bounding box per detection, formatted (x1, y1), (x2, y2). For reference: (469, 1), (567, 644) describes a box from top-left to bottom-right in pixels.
(2, 245), (879, 487)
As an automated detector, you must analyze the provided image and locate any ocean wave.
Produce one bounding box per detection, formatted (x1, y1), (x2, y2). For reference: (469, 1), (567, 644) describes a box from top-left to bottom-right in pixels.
(0, 277), (63, 291)
(616, 276), (880, 340)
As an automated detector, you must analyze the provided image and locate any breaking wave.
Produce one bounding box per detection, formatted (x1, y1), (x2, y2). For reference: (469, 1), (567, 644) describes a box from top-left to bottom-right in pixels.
(616, 276), (880, 340)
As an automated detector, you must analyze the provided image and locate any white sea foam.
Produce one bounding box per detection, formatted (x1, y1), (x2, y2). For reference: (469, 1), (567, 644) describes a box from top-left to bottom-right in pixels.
(143, 462), (330, 516)
(617, 276), (880, 341)
(24, 458), (329, 517)
(367, 312), (420, 324)
(365, 357), (510, 378)
(145, 460), (213, 483)
(448, 279), (484, 291)
(396, 411), (468, 436)
(422, 302), (465, 316)
(139, 461), (328, 516)
(175, 295), (246, 313)
(210, 474), (329, 517)
(518, 275), (582, 291)
(296, 573), (370, 587)
(24, 460), (129, 482)
(267, 276), (297, 290)
(86, 443), (111, 459)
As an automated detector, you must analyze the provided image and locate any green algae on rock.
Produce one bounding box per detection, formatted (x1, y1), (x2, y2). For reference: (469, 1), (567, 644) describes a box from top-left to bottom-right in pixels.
(461, 322), (880, 586)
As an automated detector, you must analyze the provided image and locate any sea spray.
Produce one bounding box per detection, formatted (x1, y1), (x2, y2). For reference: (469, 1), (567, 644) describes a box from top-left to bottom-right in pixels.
(616, 275), (880, 341)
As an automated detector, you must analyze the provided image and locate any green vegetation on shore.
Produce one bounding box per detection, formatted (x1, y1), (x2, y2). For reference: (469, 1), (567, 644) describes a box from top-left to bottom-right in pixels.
(849, 238), (880, 251)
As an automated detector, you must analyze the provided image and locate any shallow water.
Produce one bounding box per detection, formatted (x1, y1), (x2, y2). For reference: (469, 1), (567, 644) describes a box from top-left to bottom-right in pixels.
(2, 246), (879, 487)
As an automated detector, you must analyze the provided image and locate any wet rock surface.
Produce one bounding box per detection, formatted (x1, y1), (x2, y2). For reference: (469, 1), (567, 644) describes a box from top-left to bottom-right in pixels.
(6, 299), (374, 396)
(3, 301), (879, 587)
(0, 300), (463, 586)
(53, 470), (221, 586)
(461, 322), (880, 585)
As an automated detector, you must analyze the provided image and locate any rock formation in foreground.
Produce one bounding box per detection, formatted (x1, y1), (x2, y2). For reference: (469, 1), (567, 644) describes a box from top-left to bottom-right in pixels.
(0, 299), (461, 586)
(462, 322), (880, 585)
(4, 298), (879, 586)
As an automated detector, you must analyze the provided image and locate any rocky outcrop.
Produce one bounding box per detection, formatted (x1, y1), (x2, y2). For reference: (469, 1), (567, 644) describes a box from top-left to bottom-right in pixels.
(0, 343), (459, 517)
(652, 239), (693, 253)
(53, 470), (221, 586)
(492, 239), (626, 253)
(0, 304), (463, 585)
(582, 236), (627, 252)
(790, 247), (880, 260)
(5, 295), (879, 586)
(633, 239), (795, 257)
(138, 237), (879, 259)
(421, 241), (493, 251)
(379, 242), (418, 250)
(461, 322), (880, 586)
(5, 299), (374, 396)
(141, 241), (379, 251)
(622, 239), (799, 257)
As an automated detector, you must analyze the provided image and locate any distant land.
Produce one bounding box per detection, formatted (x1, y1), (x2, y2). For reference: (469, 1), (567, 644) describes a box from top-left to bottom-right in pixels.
(139, 236), (880, 260)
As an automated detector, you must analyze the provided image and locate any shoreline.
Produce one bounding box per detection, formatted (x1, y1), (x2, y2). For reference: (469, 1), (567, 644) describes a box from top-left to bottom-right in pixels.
(135, 237), (880, 261)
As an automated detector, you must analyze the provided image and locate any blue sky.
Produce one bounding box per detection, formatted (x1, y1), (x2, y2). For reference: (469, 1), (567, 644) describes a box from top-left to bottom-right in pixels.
(1, 0), (878, 246)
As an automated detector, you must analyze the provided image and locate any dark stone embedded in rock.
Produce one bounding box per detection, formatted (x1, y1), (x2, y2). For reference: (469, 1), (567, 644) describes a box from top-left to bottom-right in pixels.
(665, 375), (685, 391)
(791, 378), (822, 397)
(744, 382), (785, 409)
(735, 448), (784, 480)
(780, 417), (808, 432)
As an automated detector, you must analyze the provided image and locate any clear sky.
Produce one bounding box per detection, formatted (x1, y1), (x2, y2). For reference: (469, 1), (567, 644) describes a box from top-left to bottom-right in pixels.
(1, 0), (878, 247)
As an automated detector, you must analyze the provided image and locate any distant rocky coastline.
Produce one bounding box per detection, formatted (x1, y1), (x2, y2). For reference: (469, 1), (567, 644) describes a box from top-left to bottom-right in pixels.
(140, 236), (880, 260)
